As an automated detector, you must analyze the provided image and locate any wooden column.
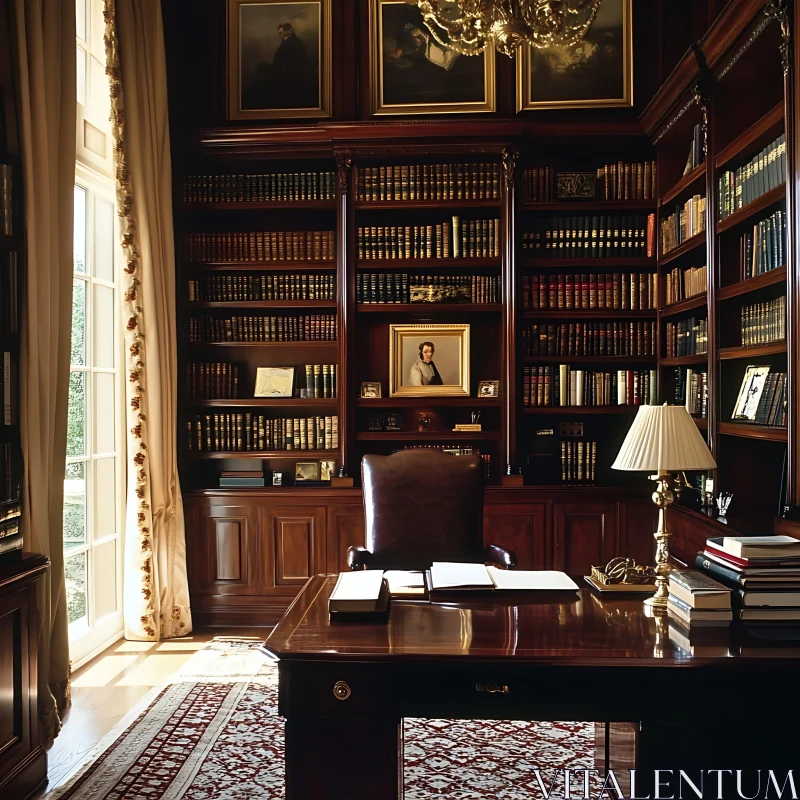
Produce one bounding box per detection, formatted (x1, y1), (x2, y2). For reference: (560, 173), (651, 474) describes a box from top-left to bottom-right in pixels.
(501, 147), (519, 471)
(336, 152), (353, 476)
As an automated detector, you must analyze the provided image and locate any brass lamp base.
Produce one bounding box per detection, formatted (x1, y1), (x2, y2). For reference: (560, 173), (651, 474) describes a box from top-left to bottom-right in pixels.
(645, 471), (674, 608)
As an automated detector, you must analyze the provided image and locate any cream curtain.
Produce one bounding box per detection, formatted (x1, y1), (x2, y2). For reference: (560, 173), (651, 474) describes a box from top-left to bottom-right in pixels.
(13, 0), (76, 746)
(104, 0), (192, 640)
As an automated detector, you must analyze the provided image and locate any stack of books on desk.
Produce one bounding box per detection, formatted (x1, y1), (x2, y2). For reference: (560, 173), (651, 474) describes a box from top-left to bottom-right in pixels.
(667, 570), (732, 628)
(695, 535), (800, 622)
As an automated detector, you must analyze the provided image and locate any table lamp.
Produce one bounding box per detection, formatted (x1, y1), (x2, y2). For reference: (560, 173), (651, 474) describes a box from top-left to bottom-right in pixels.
(612, 404), (716, 608)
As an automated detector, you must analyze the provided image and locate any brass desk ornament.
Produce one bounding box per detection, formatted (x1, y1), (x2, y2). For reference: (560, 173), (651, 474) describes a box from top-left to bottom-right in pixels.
(590, 557), (658, 587)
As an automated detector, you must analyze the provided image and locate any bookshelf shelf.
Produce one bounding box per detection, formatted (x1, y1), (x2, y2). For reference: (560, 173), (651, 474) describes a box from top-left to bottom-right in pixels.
(355, 431), (500, 442)
(719, 343), (787, 360)
(521, 258), (656, 269)
(186, 261), (337, 272)
(188, 449), (341, 459)
(191, 300), (337, 310)
(520, 200), (656, 212)
(356, 258), (500, 270)
(661, 164), (706, 207)
(716, 184), (786, 235)
(523, 406), (638, 415)
(718, 267), (786, 301)
(660, 354), (708, 366)
(659, 232), (705, 265)
(356, 303), (502, 313)
(659, 295), (707, 317)
(190, 341), (338, 348)
(694, 418), (708, 431)
(356, 397), (500, 408)
(189, 399), (339, 409)
(522, 310), (656, 320)
(522, 355), (657, 364)
(718, 422), (788, 442)
(354, 199), (501, 210)
(0, 233), (19, 249)
(184, 200), (336, 211)
(715, 101), (785, 169)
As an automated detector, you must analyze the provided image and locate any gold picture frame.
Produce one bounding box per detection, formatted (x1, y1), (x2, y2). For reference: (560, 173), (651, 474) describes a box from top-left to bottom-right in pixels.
(516, 0), (633, 111)
(227, 0), (332, 121)
(370, 0), (495, 116)
(389, 324), (470, 397)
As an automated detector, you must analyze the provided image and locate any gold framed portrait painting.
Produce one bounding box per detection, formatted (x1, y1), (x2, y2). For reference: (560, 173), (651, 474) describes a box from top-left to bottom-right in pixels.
(227, 0), (332, 120)
(517, 0), (633, 111)
(370, 0), (495, 115)
(389, 324), (470, 397)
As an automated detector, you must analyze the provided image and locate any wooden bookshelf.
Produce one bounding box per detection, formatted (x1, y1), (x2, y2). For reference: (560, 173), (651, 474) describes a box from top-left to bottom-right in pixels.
(186, 261), (337, 272)
(357, 397), (500, 408)
(354, 199), (501, 210)
(661, 164), (706, 207)
(715, 101), (785, 169)
(184, 200), (336, 211)
(660, 295), (707, 317)
(191, 300), (336, 309)
(521, 258), (656, 269)
(356, 258), (500, 270)
(190, 399), (338, 409)
(522, 310), (656, 320)
(659, 232), (706, 265)
(356, 303), (502, 314)
(719, 343), (787, 360)
(718, 422), (788, 442)
(715, 183), (786, 234)
(523, 406), (638, 415)
(718, 266), (786, 301)
(355, 431), (500, 442)
(660, 354), (709, 367)
(520, 200), (655, 212)
(522, 355), (657, 364)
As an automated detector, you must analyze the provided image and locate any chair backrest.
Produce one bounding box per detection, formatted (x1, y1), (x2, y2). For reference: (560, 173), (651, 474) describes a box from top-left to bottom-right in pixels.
(361, 450), (485, 570)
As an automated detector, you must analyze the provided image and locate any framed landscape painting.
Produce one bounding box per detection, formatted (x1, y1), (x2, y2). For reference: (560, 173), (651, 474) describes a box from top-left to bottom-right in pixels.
(517, 0), (632, 111)
(370, 0), (495, 115)
(227, 0), (332, 120)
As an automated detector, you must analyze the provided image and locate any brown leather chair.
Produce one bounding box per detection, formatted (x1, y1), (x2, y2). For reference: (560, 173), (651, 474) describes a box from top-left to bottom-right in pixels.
(348, 450), (516, 571)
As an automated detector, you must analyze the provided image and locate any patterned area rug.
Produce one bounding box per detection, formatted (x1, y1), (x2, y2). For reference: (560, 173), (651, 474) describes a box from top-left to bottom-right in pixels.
(49, 639), (593, 799)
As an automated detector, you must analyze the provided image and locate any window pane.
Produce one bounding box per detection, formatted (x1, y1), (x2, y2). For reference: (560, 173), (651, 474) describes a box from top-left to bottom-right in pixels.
(93, 284), (114, 368)
(74, 185), (87, 273)
(76, 46), (87, 106)
(67, 371), (86, 457)
(94, 539), (118, 620)
(76, 0), (86, 41)
(72, 278), (86, 366)
(89, 55), (111, 136)
(94, 457), (116, 538)
(94, 197), (115, 282)
(63, 461), (86, 550)
(65, 552), (88, 625)
(94, 372), (115, 454)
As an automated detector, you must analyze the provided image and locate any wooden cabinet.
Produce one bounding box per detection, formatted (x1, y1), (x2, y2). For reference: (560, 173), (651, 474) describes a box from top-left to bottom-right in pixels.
(326, 504), (366, 573)
(553, 502), (618, 576)
(484, 503), (548, 569)
(263, 505), (327, 591)
(0, 553), (48, 800)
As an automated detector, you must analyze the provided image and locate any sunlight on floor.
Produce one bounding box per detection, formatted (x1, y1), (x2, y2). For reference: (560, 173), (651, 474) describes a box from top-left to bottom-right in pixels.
(71, 655), (140, 688)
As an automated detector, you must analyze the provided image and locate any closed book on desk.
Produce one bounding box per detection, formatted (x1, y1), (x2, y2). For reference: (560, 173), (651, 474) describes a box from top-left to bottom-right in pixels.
(721, 535), (800, 559)
(695, 552), (800, 591)
(384, 570), (426, 599)
(705, 538), (800, 568)
(738, 590), (800, 608)
(737, 606), (800, 622)
(667, 594), (732, 626)
(668, 570), (731, 609)
(329, 570), (385, 612)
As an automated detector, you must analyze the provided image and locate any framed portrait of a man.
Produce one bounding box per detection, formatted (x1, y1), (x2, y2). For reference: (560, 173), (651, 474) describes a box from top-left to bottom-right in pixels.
(516, 0), (633, 111)
(389, 324), (470, 397)
(370, 0), (495, 115)
(227, 0), (332, 121)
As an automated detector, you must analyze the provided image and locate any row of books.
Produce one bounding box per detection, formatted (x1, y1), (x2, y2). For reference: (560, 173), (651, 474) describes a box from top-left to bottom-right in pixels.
(188, 273), (336, 303)
(188, 314), (337, 343)
(664, 316), (708, 358)
(673, 367), (708, 418)
(356, 274), (500, 304)
(356, 218), (500, 261)
(682, 122), (705, 176)
(660, 195), (706, 254)
(733, 368), (787, 427)
(521, 321), (657, 357)
(1, 442), (20, 503)
(740, 208), (785, 280)
(185, 231), (336, 263)
(522, 166), (554, 202)
(522, 272), (658, 311)
(188, 414), (340, 452)
(664, 264), (706, 306)
(597, 160), (658, 201)
(0, 163), (11, 236)
(522, 214), (654, 259)
(741, 296), (785, 347)
(0, 252), (18, 333)
(560, 440), (597, 483)
(718, 133), (786, 219)
(356, 163), (501, 202)
(185, 363), (339, 400)
(183, 171), (336, 203)
(2, 352), (17, 425)
(522, 367), (656, 408)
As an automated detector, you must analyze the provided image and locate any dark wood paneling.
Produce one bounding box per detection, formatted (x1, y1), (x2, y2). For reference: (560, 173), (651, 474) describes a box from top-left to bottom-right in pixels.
(619, 500), (656, 567)
(266, 506), (326, 588)
(484, 503), (547, 570)
(326, 504), (366, 573)
(553, 503), (617, 575)
(0, 603), (21, 761)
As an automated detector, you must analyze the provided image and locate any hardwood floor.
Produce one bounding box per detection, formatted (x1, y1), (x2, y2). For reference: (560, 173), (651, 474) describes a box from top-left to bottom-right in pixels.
(36, 628), (270, 798)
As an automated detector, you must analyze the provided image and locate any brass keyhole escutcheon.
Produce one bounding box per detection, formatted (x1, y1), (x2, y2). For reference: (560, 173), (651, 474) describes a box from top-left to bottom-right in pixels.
(333, 680), (351, 701)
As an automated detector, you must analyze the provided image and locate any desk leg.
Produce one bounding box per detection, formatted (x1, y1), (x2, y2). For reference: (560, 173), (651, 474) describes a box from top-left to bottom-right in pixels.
(284, 714), (402, 800)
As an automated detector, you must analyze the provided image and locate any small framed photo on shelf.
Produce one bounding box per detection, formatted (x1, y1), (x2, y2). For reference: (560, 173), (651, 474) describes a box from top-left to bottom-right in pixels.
(733, 365), (771, 421)
(319, 459), (336, 481)
(254, 366), (294, 398)
(295, 461), (321, 482)
(361, 382), (382, 398)
(477, 380), (500, 398)
(556, 172), (596, 199)
(272, 472), (283, 486)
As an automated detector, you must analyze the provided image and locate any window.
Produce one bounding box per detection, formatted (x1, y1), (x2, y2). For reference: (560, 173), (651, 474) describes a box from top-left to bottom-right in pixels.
(66, 0), (124, 666)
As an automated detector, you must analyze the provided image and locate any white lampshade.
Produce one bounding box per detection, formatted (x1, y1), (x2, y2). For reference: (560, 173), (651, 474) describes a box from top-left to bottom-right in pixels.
(612, 404), (717, 472)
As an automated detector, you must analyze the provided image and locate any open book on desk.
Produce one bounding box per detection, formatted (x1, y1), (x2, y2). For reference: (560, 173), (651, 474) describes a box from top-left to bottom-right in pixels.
(426, 562), (579, 596)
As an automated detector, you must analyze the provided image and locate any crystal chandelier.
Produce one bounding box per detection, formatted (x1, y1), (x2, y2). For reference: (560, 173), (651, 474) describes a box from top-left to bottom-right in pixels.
(417, 0), (604, 58)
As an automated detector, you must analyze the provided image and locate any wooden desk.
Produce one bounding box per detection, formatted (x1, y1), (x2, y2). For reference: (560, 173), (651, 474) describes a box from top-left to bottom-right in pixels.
(263, 575), (800, 800)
